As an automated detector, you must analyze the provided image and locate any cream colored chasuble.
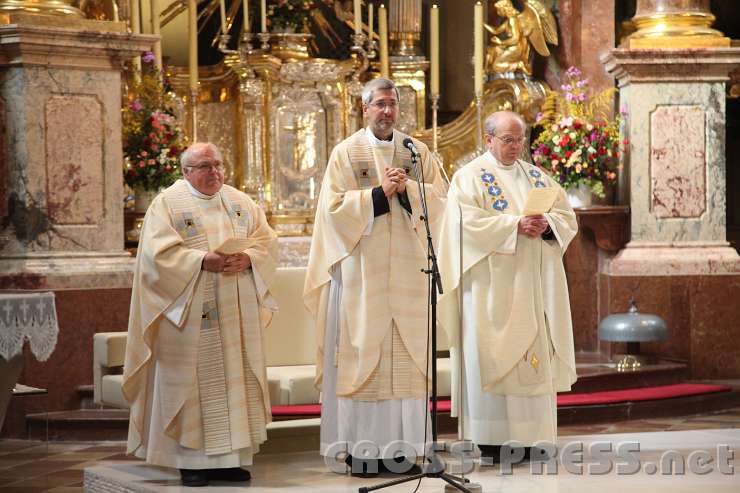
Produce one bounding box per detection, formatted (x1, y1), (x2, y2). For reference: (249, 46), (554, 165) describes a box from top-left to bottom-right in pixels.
(307, 127), (447, 458)
(438, 151), (578, 446)
(123, 180), (277, 469)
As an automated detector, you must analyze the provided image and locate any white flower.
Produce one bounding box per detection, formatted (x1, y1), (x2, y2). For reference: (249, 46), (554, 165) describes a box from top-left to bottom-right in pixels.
(586, 124), (594, 131)
(551, 159), (559, 166)
(554, 146), (561, 153)
(574, 148), (582, 156)
(569, 132), (577, 140)
(552, 136), (560, 145)
(588, 146), (597, 154)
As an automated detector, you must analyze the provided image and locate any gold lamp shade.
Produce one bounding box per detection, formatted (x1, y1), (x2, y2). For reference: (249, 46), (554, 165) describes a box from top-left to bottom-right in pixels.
(627, 0), (729, 48)
(0, 0), (83, 17)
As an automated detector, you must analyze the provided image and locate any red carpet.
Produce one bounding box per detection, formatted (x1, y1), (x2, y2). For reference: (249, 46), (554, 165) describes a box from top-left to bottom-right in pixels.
(271, 383), (731, 417)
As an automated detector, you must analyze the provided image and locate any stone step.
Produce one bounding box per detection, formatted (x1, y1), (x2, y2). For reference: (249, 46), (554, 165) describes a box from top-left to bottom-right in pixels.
(27, 381), (740, 442)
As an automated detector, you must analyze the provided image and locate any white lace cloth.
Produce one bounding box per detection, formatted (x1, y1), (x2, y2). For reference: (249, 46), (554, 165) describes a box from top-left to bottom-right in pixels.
(0, 292), (59, 362)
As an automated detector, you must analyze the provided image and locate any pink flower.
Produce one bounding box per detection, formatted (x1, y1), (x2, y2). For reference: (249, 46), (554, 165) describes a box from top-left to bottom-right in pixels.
(576, 79), (589, 88)
(535, 112), (544, 122)
(566, 66), (582, 78)
(142, 51), (156, 64)
(129, 100), (142, 112)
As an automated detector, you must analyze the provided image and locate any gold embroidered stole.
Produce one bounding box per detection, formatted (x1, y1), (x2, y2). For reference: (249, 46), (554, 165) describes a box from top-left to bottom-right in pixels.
(162, 181), (268, 455)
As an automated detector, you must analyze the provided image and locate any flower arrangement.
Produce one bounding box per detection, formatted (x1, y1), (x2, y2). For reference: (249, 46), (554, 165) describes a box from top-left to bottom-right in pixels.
(265, 0), (315, 32)
(531, 66), (628, 198)
(122, 52), (185, 191)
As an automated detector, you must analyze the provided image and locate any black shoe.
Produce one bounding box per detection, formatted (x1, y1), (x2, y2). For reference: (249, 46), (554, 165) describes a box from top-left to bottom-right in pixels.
(208, 467), (251, 482)
(525, 446), (551, 462)
(478, 445), (502, 465)
(345, 455), (380, 478)
(380, 457), (422, 475)
(180, 469), (209, 487)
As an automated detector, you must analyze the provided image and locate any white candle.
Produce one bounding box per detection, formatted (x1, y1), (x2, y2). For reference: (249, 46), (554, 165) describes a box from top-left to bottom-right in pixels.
(379, 4), (389, 78)
(188, 0), (198, 92)
(354, 0), (362, 36)
(261, 0), (267, 32)
(368, 3), (374, 39)
(474, 1), (483, 95)
(430, 4), (439, 95)
(243, 0), (250, 33)
(219, 0), (227, 34)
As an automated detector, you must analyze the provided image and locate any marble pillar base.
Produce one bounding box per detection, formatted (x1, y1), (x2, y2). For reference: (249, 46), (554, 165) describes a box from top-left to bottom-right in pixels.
(0, 254), (134, 289)
(606, 244), (740, 277)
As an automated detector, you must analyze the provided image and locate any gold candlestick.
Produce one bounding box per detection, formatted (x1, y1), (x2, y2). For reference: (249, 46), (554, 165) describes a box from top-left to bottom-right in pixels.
(189, 89), (199, 142)
(475, 91), (483, 152)
(258, 32), (271, 51)
(431, 92), (440, 154)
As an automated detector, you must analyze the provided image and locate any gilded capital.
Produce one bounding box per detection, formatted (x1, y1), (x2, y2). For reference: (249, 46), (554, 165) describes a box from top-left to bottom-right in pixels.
(626, 0), (729, 49)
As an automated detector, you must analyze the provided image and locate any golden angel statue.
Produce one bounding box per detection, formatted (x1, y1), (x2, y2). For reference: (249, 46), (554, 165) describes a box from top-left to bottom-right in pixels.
(485, 0), (558, 76)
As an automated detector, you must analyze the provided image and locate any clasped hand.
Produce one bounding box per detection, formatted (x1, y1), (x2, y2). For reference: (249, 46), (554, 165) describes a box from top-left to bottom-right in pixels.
(518, 215), (549, 239)
(381, 167), (408, 197)
(202, 251), (252, 273)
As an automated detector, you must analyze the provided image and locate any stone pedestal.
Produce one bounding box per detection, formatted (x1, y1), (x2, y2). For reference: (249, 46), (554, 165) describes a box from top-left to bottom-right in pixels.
(600, 47), (740, 378)
(0, 14), (154, 289)
(0, 14), (155, 412)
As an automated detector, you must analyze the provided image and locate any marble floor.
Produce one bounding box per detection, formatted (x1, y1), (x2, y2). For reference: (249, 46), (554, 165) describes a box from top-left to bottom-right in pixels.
(1, 408), (739, 492)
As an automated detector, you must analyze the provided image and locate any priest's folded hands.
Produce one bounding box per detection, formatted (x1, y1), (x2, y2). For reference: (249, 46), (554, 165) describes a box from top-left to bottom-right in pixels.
(517, 214), (549, 238)
(201, 251), (252, 273)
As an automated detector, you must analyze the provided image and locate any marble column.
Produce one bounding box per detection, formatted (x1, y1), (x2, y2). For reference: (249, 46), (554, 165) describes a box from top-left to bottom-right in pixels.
(0, 13), (155, 412)
(600, 47), (740, 378)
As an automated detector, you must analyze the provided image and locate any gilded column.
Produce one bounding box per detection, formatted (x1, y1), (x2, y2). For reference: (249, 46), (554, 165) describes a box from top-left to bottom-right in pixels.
(387, 0), (427, 133)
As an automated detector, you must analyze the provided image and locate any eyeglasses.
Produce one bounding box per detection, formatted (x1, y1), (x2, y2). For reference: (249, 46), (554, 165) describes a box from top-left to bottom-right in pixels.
(187, 161), (225, 173)
(368, 100), (399, 111)
(493, 135), (526, 146)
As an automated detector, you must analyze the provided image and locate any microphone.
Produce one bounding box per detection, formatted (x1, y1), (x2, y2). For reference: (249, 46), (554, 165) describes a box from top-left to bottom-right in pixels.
(403, 137), (420, 156)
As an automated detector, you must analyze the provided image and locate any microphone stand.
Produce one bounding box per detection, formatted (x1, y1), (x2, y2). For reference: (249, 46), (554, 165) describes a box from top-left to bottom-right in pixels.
(358, 146), (474, 493)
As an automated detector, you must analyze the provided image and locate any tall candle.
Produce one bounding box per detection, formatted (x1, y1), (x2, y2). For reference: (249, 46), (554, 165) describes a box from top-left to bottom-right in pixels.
(151, 0), (162, 68)
(243, 0), (250, 33)
(368, 3), (374, 39)
(379, 4), (389, 78)
(188, 0), (198, 93)
(354, 0), (362, 36)
(430, 4), (439, 95)
(261, 0), (267, 32)
(474, 1), (483, 95)
(219, 0), (227, 34)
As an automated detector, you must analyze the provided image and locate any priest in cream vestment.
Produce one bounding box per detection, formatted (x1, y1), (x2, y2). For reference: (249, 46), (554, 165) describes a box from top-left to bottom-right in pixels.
(122, 143), (278, 486)
(304, 78), (447, 475)
(438, 111), (578, 463)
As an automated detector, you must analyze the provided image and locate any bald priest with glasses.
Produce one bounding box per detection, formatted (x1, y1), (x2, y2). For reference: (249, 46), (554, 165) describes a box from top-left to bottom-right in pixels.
(123, 142), (279, 487)
(438, 111), (578, 465)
